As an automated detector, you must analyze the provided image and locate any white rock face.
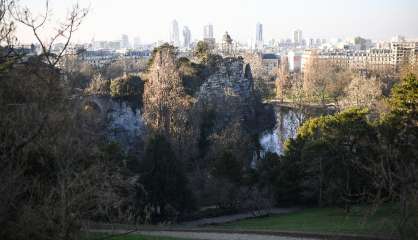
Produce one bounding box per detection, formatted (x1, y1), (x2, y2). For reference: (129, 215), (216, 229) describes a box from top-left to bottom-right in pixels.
(260, 108), (303, 155)
(107, 99), (145, 147)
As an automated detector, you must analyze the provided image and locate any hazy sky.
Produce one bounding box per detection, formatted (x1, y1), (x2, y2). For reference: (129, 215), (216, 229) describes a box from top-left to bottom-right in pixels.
(16, 0), (418, 44)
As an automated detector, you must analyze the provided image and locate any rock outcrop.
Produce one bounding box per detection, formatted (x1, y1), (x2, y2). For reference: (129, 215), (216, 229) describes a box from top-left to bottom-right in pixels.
(196, 57), (256, 126)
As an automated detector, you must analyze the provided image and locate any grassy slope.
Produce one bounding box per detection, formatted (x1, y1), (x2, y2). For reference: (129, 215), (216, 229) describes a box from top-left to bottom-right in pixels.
(221, 206), (399, 236)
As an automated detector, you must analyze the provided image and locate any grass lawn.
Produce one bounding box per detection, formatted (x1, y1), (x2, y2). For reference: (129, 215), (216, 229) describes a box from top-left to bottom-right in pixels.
(83, 232), (190, 240)
(221, 206), (399, 236)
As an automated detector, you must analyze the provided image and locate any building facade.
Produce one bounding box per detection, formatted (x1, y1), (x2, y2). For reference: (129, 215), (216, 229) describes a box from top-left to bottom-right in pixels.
(301, 41), (418, 73)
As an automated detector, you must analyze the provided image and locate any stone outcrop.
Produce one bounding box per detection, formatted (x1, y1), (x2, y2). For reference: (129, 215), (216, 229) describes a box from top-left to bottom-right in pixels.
(196, 57), (257, 128)
(197, 57), (254, 105)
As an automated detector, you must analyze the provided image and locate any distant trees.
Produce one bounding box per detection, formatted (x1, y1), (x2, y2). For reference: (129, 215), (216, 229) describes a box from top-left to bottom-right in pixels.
(303, 54), (352, 105)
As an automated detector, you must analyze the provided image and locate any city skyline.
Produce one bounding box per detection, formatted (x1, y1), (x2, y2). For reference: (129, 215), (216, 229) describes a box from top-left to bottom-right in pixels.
(15, 0), (418, 44)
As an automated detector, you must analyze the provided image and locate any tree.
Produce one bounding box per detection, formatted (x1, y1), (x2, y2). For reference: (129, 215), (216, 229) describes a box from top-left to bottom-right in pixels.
(143, 44), (195, 163)
(282, 109), (377, 208)
(275, 57), (290, 102)
(340, 76), (382, 110)
(371, 73), (418, 239)
(193, 41), (210, 63)
(9, 0), (88, 67)
(303, 52), (351, 105)
(0, 2), (131, 240)
(137, 134), (194, 223)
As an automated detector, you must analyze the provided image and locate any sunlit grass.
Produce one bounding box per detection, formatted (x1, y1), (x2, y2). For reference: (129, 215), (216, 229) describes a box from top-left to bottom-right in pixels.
(221, 206), (399, 236)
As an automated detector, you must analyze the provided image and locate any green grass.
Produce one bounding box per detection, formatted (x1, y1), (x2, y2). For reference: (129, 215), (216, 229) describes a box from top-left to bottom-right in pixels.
(221, 206), (399, 236)
(83, 232), (189, 240)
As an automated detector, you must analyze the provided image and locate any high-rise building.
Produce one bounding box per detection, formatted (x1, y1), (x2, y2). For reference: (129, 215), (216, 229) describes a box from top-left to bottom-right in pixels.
(121, 34), (130, 49)
(170, 20), (180, 47)
(203, 24), (214, 39)
(293, 29), (303, 45)
(309, 38), (315, 48)
(203, 24), (215, 50)
(183, 26), (191, 49)
(133, 36), (141, 49)
(256, 22), (263, 49)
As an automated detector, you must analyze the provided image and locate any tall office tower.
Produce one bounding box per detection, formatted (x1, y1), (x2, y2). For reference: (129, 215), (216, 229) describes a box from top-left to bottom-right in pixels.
(170, 20), (180, 47)
(256, 22), (263, 49)
(293, 29), (303, 45)
(203, 24), (214, 39)
(133, 36), (141, 49)
(183, 26), (191, 48)
(309, 38), (315, 48)
(121, 34), (130, 49)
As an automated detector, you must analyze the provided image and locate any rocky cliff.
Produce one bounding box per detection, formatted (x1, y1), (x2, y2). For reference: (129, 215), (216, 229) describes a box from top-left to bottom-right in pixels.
(196, 57), (258, 127)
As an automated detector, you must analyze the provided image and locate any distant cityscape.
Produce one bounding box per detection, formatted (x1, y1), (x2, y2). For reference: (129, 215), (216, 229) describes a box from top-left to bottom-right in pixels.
(18, 20), (418, 76)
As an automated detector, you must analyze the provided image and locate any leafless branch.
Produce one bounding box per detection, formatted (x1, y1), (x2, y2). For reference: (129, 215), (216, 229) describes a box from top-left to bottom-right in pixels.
(9, 0), (88, 66)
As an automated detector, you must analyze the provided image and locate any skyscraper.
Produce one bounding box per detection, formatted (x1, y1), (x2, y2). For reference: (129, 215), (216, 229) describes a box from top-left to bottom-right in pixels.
(183, 26), (191, 49)
(133, 36), (141, 49)
(256, 22), (263, 49)
(203, 24), (214, 39)
(293, 29), (303, 45)
(170, 20), (180, 47)
(121, 34), (130, 49)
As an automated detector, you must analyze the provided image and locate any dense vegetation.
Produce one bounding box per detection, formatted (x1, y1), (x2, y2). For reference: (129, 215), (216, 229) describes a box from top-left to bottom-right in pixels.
(257, 74), (418, 238)
(1, 1), (417, 240)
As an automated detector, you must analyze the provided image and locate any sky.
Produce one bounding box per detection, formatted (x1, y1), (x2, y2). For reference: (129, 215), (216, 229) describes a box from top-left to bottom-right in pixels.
(15, 0), (418, 44)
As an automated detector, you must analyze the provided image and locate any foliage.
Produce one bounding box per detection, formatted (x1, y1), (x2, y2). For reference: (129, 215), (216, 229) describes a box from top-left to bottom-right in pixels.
(276, 73), (418, 239)
(279, 109), (378, 207)
(303, 55), (352, 104)
(374, 73), (418, 239)
(85, 73), (111, 96)
(177, 57), (205, 96)
(193, 41), (211, 63)
(110, 74), (144, 99)
(146, 43), (178, 72)
(340, 76), (382, 110)
(136, 134), (194, 223)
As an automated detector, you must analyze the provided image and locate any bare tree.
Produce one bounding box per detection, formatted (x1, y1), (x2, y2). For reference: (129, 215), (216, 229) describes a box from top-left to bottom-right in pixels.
(274, 57), (290, 103)
(143, 45), (195, 161)
(9, 0), (88, 66)
(340, 76), (382, 110)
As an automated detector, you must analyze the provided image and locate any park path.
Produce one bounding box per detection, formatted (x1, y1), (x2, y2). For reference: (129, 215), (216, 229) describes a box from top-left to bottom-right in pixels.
(90, 229), (317, 240)
(139, 230), (317, 240)
(180, 208), (300, 226)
